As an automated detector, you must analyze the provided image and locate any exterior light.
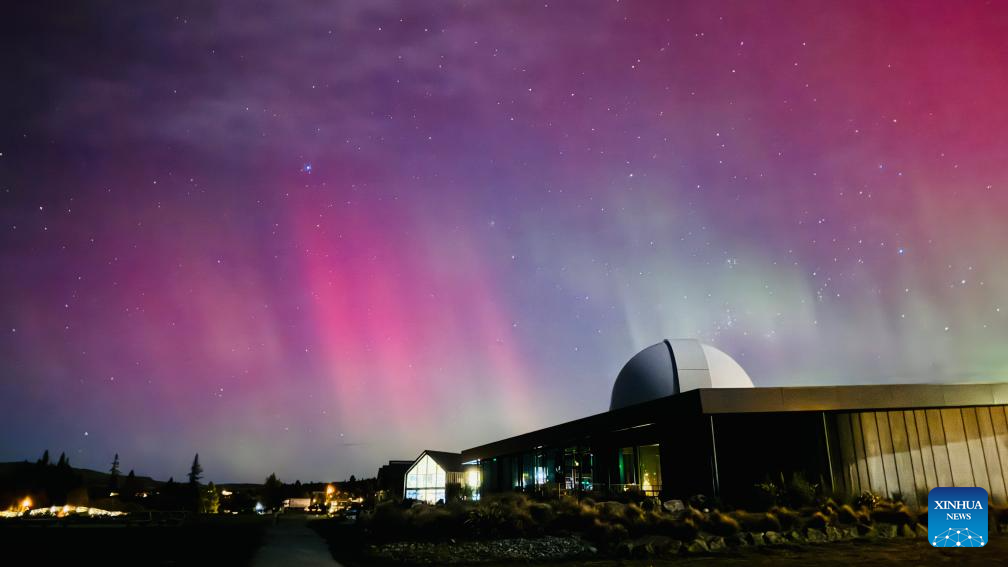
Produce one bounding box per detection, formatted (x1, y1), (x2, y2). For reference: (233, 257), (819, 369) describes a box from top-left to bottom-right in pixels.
(466, 470), (479, 487)
(20, 497), (32, 511)
(326, 484), (335, 495)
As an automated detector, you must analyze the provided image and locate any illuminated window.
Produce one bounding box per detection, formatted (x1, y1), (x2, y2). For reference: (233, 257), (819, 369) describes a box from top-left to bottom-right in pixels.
(637, 444), (661, 495)
(404, 454), (448, 504)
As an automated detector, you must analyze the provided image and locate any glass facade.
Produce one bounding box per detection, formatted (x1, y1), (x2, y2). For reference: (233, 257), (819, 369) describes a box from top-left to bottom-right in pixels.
(404, 454), (446, 504)
(637, 444), (662, 495)
(616, 443), (662, 495)
(473, 442), (659, 498)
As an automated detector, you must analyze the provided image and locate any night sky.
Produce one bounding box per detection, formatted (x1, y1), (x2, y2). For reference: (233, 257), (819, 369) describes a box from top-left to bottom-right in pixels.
(2, 1), (1007, 482)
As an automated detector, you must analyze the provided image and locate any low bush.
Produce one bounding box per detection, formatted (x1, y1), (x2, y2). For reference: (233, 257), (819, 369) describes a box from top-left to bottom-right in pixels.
(804, 511), (830, 530)
(870, 503), (915, 527)
(769, 506), (801, 531)
(703, 511), (741, 536)
(729, 510), (781, 533)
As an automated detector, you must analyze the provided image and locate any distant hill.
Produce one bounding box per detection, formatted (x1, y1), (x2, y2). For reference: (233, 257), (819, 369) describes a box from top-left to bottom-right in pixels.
(0, 460), (163, 490)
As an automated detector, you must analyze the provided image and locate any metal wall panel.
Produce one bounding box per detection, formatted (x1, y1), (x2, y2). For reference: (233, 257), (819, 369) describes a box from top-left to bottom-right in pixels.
(850, 411), (871, 492)
(902, 410), (928, 504)
(874, 412), (902, 499)
(926, 409), (955, 487)
(961, 408), (991, 494)
(887, 411), (919, 505)
(860, 412), (889, 496)
(940, 408), (975, 487)
(912, 409), (939, 490)
(975, 407), (1007, 502)
(836, 413), (858, 495)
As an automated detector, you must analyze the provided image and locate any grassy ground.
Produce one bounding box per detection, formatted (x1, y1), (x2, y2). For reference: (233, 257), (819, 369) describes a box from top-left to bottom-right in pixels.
(0, 515), (269, 565)
(312, 518), (1008, 566)
(482, 534), (1008, 567)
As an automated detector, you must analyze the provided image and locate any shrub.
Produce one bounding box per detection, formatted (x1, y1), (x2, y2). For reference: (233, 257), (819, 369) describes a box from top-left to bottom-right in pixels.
(784, 472), (818, 508)
(597, 501), (626, 523)
(586, 517), (629, 547)
(653, 514), (699, 540)
(853, 491), (880, 510)
(752, 480), (782, 511)
(703, 511), (741, 536)
(805, 511), (830, 530)
(367, 501), (408, 539)
(769, 506), (801, 531)
(551, 495), (598, 532)
(623, 502), (649, 533)
(871, 503), (915, 527)
(527, 501), (554, 526)
(729, 510), (781, 532)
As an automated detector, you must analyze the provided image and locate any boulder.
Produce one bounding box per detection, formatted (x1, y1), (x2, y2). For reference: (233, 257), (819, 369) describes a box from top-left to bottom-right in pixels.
(663, 500), (686, 515)
(764, 531), (786, 545)
(685, 538), (710, 554)
(726, 533), (749, 547)
(747, 532), (765, 546)
(706, 536), (726, 551)
(825, 526), (842, 541)
(636, 535), (677, 556)
(806, 528), (828, 543)
(900, 524), (916, 538)
(788, 529), (805, 542)
(876, 523), (898, 538)
(914, 523), (929, 538)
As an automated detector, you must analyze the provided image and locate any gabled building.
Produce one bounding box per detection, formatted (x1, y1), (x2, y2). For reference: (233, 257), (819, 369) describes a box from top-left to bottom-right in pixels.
(404, 450), (463, 504)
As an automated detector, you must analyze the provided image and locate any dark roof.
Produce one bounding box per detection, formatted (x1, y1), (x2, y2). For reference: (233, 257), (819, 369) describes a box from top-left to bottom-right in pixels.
(413, 450), (462, 472)
(461, 382), (1008, 461)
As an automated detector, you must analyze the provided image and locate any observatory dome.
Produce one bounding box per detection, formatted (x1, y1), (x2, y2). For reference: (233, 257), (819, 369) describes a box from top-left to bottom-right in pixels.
(609, 339), (754, 411)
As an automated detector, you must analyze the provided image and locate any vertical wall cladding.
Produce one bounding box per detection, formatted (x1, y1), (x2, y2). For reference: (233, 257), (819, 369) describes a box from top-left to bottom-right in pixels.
(833, 406), (1008, 504)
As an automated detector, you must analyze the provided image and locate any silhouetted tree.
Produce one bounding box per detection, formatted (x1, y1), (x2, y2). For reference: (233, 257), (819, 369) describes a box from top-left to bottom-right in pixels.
(200, 482), (220, 513)
(188, 454), (203, 486)
(109, 454), (120, 492)
(122, 470), (139, 501)
(56, 452), (67, 468)
(38, 450), (50, 466)
(263, 473), (283, 511)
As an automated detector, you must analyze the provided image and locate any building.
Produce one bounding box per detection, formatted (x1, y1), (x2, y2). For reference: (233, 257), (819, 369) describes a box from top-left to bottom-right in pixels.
(376, 460), (413, 502)
(450, 339), (1008, 508)
(403, 450), (463, 504)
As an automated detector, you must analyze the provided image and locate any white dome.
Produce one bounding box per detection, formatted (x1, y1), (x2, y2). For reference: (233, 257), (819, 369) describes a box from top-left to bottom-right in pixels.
(609, 339), (754, 410)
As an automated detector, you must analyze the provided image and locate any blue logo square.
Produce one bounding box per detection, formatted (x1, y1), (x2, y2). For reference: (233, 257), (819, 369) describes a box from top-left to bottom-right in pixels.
(928, 486), (988, 548)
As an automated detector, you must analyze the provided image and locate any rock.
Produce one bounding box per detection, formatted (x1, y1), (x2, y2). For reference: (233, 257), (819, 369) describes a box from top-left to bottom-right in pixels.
(857, 525), (877, 538)
(901, 524), (916, 538)
(707, 536), (726, 551)
(806, 528), (827, 542)
(615, 541), (635, 557)
(788, 529), (805, 542)
(825, 526), (842, 541)
(663, 499), (686, 515)
(726, 533), (749, 547)
(876, 523), (898, 538)
(631, 542), (655, 558)
(914, 523), (928, 538)
(685, 538), (710, 554)
(764, 531), (785, 545)
(664, 539), (683, 555)
(636, 535), (675, 555)
(841, 526), (859, 539)
(747, 531), (765, 546)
